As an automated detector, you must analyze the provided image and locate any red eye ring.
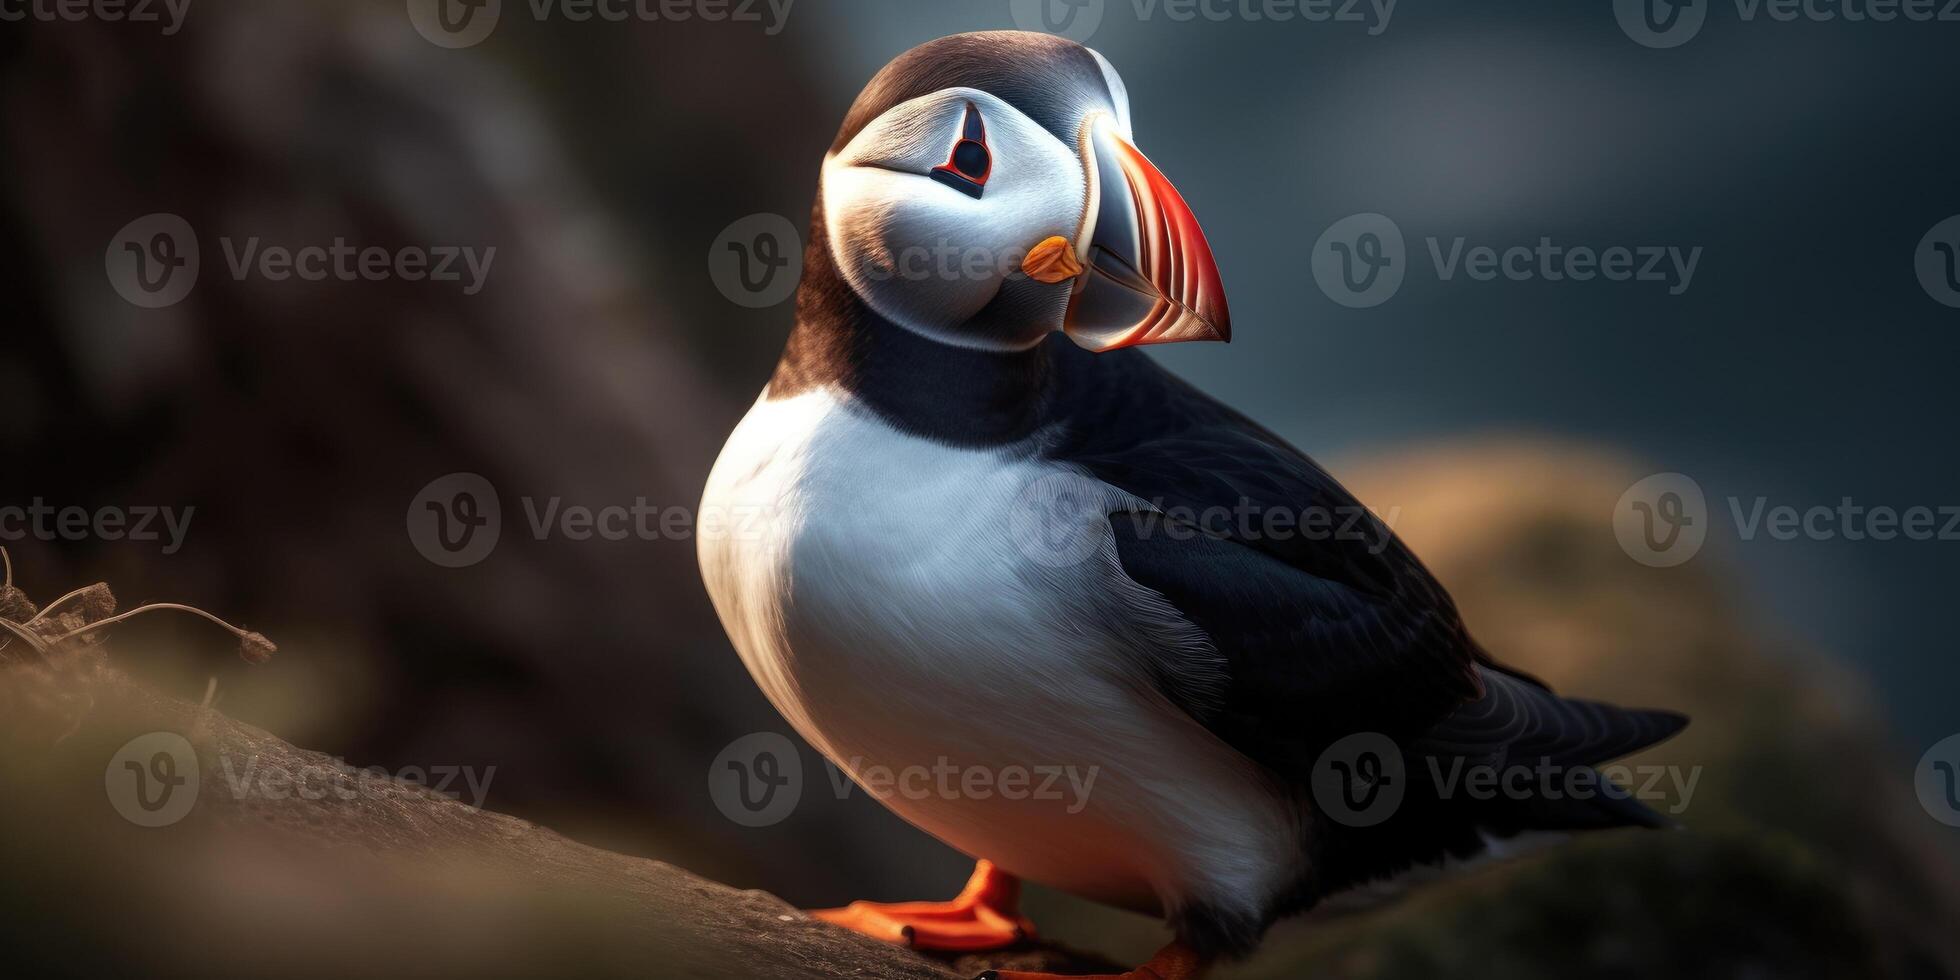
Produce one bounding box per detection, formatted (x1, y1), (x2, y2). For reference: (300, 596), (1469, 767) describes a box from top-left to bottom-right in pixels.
(930, 101), (991, 199)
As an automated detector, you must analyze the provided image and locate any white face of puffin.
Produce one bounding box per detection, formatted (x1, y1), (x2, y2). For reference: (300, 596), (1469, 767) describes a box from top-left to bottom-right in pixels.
(821, 51), (1231, 354)
(824, 86), (1087, 351)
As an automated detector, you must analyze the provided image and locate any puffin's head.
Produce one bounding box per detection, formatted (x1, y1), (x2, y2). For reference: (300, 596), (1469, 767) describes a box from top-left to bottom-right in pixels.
(818, 31), (1230, 354)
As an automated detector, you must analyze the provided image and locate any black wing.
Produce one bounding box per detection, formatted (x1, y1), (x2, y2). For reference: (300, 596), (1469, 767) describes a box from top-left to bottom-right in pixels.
(1040, 340), (1685, 775)
(1038, 339), (1485, 772)
(1039, 341), (1689, 904)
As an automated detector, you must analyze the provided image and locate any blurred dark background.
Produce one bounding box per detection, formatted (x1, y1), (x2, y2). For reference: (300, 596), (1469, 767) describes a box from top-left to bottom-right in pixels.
(4, 1), (1958, 976)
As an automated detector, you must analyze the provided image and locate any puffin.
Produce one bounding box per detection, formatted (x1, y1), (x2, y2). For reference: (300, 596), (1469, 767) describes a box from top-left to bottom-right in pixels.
(698, 31), (1687, 980)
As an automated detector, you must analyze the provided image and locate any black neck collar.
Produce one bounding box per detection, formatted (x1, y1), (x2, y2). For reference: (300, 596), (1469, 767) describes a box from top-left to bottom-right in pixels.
(769, 209), (1056, 448)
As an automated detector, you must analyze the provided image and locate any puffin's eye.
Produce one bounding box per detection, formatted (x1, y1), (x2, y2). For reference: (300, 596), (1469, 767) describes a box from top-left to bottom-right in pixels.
(930, 101), (991, 200)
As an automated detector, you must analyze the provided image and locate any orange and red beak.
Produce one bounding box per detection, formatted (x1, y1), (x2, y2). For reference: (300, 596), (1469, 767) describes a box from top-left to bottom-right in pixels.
(1062, 115), (1231, 352)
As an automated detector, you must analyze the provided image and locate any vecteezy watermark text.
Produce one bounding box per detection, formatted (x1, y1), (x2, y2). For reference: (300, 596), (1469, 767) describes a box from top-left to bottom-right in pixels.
(826, 756), (1100, 815)
(1617, 0), (1960, 48)
(1427, 756), (1700, 814)
(1116, 502), (1401, 552)
(1, 500), (194, 555)
(707, 732), (1102, 827)
(217, 754), (496, 809)
(407, 0), (794, 49)
(1009, 0), (1394, 43)
(0, 0), (189, 34)
(524, 0), (793, 29)
(218, 237), (495, 296)
(1127, 0), (1393, 33)
(1728, 497), (1960, 542)
(1012, 472), (1405, 568)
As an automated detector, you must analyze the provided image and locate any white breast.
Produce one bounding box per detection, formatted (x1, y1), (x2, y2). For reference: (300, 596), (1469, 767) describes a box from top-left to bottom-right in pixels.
(698, 386), (1301, 921)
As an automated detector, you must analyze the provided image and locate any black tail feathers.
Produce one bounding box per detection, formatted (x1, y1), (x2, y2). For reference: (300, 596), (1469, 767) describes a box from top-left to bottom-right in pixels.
(1419, 671), (1691, 833)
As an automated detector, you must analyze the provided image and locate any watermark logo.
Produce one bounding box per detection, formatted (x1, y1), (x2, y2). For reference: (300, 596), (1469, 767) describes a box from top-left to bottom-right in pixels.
(1314, 213), (1702, 306)
(407, 0), (502, 48)
(1313, 212), (1405, 309)
(1312, 731), (1406, 827)
(1917, 733), (1960, 827)
(1009, 473), (1113, 569)
(107, 214), (494, 306)
(1010, 0), (1106, 41)
(709, 212), (802, 308)
(1312, 731), (1700, 827)
(106, 732), (200, 828)
(709, 732), (803, 827)
(1914, 214), (1960, 309)
(407, 473), (503, 568)
(1614, 472), (1709, 568)
(406, 476), (799, 567)
(1618, 473), (1960, 566)
(407, 475), (789, 566)
(1615, 0), (1708, 47)
(106, 213), (200, 309)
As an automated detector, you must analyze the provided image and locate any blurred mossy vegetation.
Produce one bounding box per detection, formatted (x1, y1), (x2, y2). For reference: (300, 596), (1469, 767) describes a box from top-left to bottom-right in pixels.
(1244, 833), (1893, 980)
(1214, 442), (1960, 979)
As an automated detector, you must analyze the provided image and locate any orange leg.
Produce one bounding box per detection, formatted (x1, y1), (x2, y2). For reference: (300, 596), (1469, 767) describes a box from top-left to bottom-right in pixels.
(978, 942), (1207, 980)
(809, 859), (1035, 952)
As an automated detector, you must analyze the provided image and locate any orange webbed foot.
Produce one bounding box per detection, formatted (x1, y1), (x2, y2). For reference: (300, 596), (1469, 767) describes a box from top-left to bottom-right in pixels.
(809, 859), (1035, 952)
(976, 942), (1207, 980)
